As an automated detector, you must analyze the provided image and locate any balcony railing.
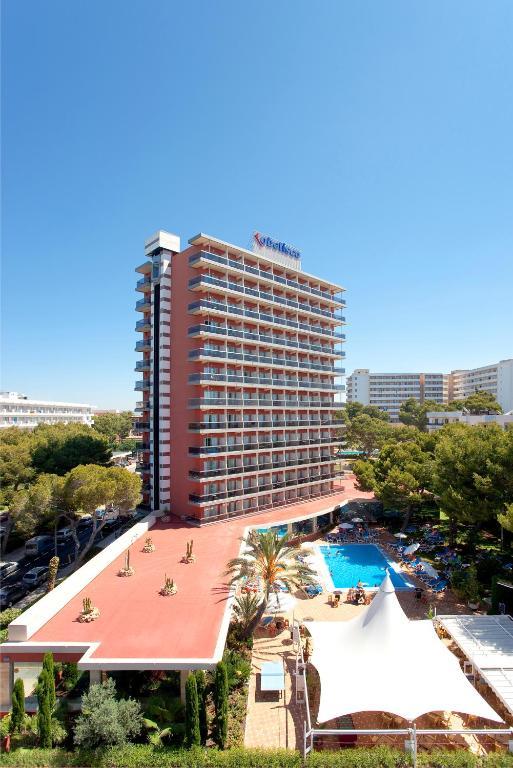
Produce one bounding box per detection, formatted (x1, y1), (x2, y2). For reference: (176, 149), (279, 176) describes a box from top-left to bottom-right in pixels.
(136, 276), (151, 291)
(189, 454), (335, 479)
(135, 318), (151, 332)
(135, 379), (150, 391)
(136, 298), (151, 312)
(188, 397), (338, 408)
(189, 471), (341, 504)
(188, 300), (345, 336)
(189, 436), (338, 456)
(188, 323), (346, 354)
(135, 360), (151, 372)
(188, 418), (344, 431)
(188, 372), (344, 391)
(135, 339), (151, 352)
(189, 275), (345, 321)
(188, 348), (344, 374)
(189, 251), (346, 305)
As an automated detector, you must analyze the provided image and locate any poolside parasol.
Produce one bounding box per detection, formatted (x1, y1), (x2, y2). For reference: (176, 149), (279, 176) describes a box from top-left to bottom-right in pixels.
(351, 517), (364, 523)
(266, 592), (297, 614)
(339, 522), (354, 530)
(403, 543), (420, 556)
(394, 533), (408, 541)
(419, 561), (439, 579)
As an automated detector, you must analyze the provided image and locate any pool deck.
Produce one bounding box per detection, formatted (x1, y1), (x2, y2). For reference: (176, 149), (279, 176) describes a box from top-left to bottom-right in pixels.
(314, 542), (415, 592)
(244, 525), (501, 752)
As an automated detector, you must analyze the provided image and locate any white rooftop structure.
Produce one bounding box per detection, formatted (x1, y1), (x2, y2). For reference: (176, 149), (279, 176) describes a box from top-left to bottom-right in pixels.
(0, 392), (95, 429)
(437, 614), (513, 717)
(304, 573), (501, 723)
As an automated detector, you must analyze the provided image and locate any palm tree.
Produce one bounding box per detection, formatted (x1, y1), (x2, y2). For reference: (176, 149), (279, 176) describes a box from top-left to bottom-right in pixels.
(225, 530), (318, 627)
(233, 593), (261, 637)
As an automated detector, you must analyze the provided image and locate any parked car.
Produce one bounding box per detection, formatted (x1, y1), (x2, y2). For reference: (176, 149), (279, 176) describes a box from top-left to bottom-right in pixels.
(0, 561), (20, 579)
(22, 566), (49, 588)
(25, 535), (54, 557)
(0, 583), (27, 609)
(77, 515), (93, 531)
(56, 526), (75, 543)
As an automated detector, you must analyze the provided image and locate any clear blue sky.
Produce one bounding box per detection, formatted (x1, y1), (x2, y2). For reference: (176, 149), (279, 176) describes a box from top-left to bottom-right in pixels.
(2, 1), (512, 410)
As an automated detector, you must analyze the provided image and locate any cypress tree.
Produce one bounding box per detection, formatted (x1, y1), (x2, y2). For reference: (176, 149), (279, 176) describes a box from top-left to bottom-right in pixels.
(42, 652), (56, 711)
(36, 669), (52, 748)
(9, 678), (25, 734)
(194, 669), (208, 745)
(213, 661), (228, 750)
(185, 673), (200, 748)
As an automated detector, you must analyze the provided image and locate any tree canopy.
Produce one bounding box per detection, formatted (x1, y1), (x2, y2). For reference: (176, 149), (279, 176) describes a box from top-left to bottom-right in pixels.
(460, 391), (503, 414)
(93, 412), (134, 445)
(30, 424), (111, 475)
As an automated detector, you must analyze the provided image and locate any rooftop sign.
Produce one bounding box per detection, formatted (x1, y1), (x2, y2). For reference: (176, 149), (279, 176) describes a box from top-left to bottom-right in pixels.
(253, 232), (301, 260)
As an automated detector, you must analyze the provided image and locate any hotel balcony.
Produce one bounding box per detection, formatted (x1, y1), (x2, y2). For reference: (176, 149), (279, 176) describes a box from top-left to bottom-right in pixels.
(136, 276), (152, 292)
(189, 251), (346, 306)
(188, 418), (344, 432)
(135, 339), (151, 353)
(188, 471), (343, 505)
(135, 359), (151, 372)
(135, 318), (151, 333)
(188, 436), (338, 457)
(188, 348), (344, 374)
(188, 371), (344, 391)
(135, 378), (150, 391)
(135, 260), (152, 274)
(188, 323), (345, 356)
(136, 298), (151, 312)
(189, 453), (335, 480)
(188, 396), (337, 409)
(188, 300), (345, 337)
(188, 275), (344, 324)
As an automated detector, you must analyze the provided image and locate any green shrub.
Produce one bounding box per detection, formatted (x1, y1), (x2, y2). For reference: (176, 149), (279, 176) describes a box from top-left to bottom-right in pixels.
(223, 650), (251, 689)
(194, 671), (208, 745)
(307, 746), (405, 767)
(0, 607), (22, 629)
(185, 675), (200, 748)
(10, 678), (25, 733)
(417, 749), (479, 767)
(213, 662), (228, 750)
(61, 662), (81, 692)
(73, 678), (143, 749)
(42, 654), (56, 712)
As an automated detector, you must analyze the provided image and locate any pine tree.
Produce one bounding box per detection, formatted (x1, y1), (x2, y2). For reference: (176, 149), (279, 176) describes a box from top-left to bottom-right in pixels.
(36, 669), (52, 747)
(194, 670), (208, 745)
(185, 674), (200, 748)
(9, 678), (25, 734)
(42, 652), (56, 711)
(213, 661), (228, 749)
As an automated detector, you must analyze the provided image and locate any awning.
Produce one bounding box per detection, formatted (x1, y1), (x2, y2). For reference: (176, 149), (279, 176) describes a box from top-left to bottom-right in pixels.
(304, 573), (501, 723)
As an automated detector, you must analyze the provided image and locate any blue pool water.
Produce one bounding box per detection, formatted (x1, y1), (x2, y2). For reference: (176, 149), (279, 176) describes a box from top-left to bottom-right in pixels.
(256, 524), (288, 538)
(319, 544), (413, 590)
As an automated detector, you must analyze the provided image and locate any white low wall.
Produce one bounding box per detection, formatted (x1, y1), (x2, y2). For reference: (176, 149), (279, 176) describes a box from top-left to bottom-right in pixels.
(8, 514), (157, 642)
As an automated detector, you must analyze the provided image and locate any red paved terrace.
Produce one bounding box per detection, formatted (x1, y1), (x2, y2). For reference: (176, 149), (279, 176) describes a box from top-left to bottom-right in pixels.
(2, 479), (373, 668)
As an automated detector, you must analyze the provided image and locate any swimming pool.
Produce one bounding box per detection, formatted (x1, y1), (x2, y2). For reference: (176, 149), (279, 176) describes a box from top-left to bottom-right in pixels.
(319, 544), (413, 590)
(256, 524), (288, 538)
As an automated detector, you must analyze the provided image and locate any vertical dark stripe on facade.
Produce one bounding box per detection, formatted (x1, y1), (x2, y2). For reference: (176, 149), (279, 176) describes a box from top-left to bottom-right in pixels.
(153, 283), (160, 509)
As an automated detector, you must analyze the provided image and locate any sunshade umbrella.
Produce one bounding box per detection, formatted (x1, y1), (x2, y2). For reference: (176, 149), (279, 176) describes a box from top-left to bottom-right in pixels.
(266, 592), (297, 614)
(351, 517), (364, 523)
(403, 543), (420, 556)
(419, 561), (439, 579)
(339, 522), (353, 530)
(394, 533), (408, 541)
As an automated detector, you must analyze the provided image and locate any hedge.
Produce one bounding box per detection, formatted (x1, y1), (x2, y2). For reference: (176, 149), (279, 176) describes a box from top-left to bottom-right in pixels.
(1, 746), (513, 768)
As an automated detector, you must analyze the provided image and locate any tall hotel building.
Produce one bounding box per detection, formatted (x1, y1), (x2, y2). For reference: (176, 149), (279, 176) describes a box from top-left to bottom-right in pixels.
(135, 230), (346, 521)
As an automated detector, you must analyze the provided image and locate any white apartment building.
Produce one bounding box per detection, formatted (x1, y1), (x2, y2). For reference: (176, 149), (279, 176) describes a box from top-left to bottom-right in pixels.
(347, 359), (513, 421)
(450, 359), (513, 412)
(0, 392), (94, 429)
(346, 370), (447, 422)
(426, 410), (513, 432)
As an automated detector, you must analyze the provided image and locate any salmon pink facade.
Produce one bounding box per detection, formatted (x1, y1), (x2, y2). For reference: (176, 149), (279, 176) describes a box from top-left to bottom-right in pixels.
(135, 230), (347, 522)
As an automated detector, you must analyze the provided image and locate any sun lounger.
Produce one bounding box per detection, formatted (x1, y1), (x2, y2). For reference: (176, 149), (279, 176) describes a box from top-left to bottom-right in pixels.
(430, 580), (448, 593)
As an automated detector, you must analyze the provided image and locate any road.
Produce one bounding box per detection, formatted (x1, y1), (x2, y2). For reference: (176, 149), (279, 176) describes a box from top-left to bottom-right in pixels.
(1, 513), (145, 609)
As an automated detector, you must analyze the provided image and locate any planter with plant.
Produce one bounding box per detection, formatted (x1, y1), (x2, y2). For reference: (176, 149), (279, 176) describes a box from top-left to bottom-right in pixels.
(78, 597), (100, 622)
(142, 537), (155, 553)
(118, 548), (135, 577)
(463, 565), (480, 610)
(160, 575), (178, 596)
(181, 539), (196, 564)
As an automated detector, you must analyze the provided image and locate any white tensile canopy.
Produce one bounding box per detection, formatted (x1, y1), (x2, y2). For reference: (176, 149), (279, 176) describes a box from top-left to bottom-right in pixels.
(304, 573), (501, 724)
